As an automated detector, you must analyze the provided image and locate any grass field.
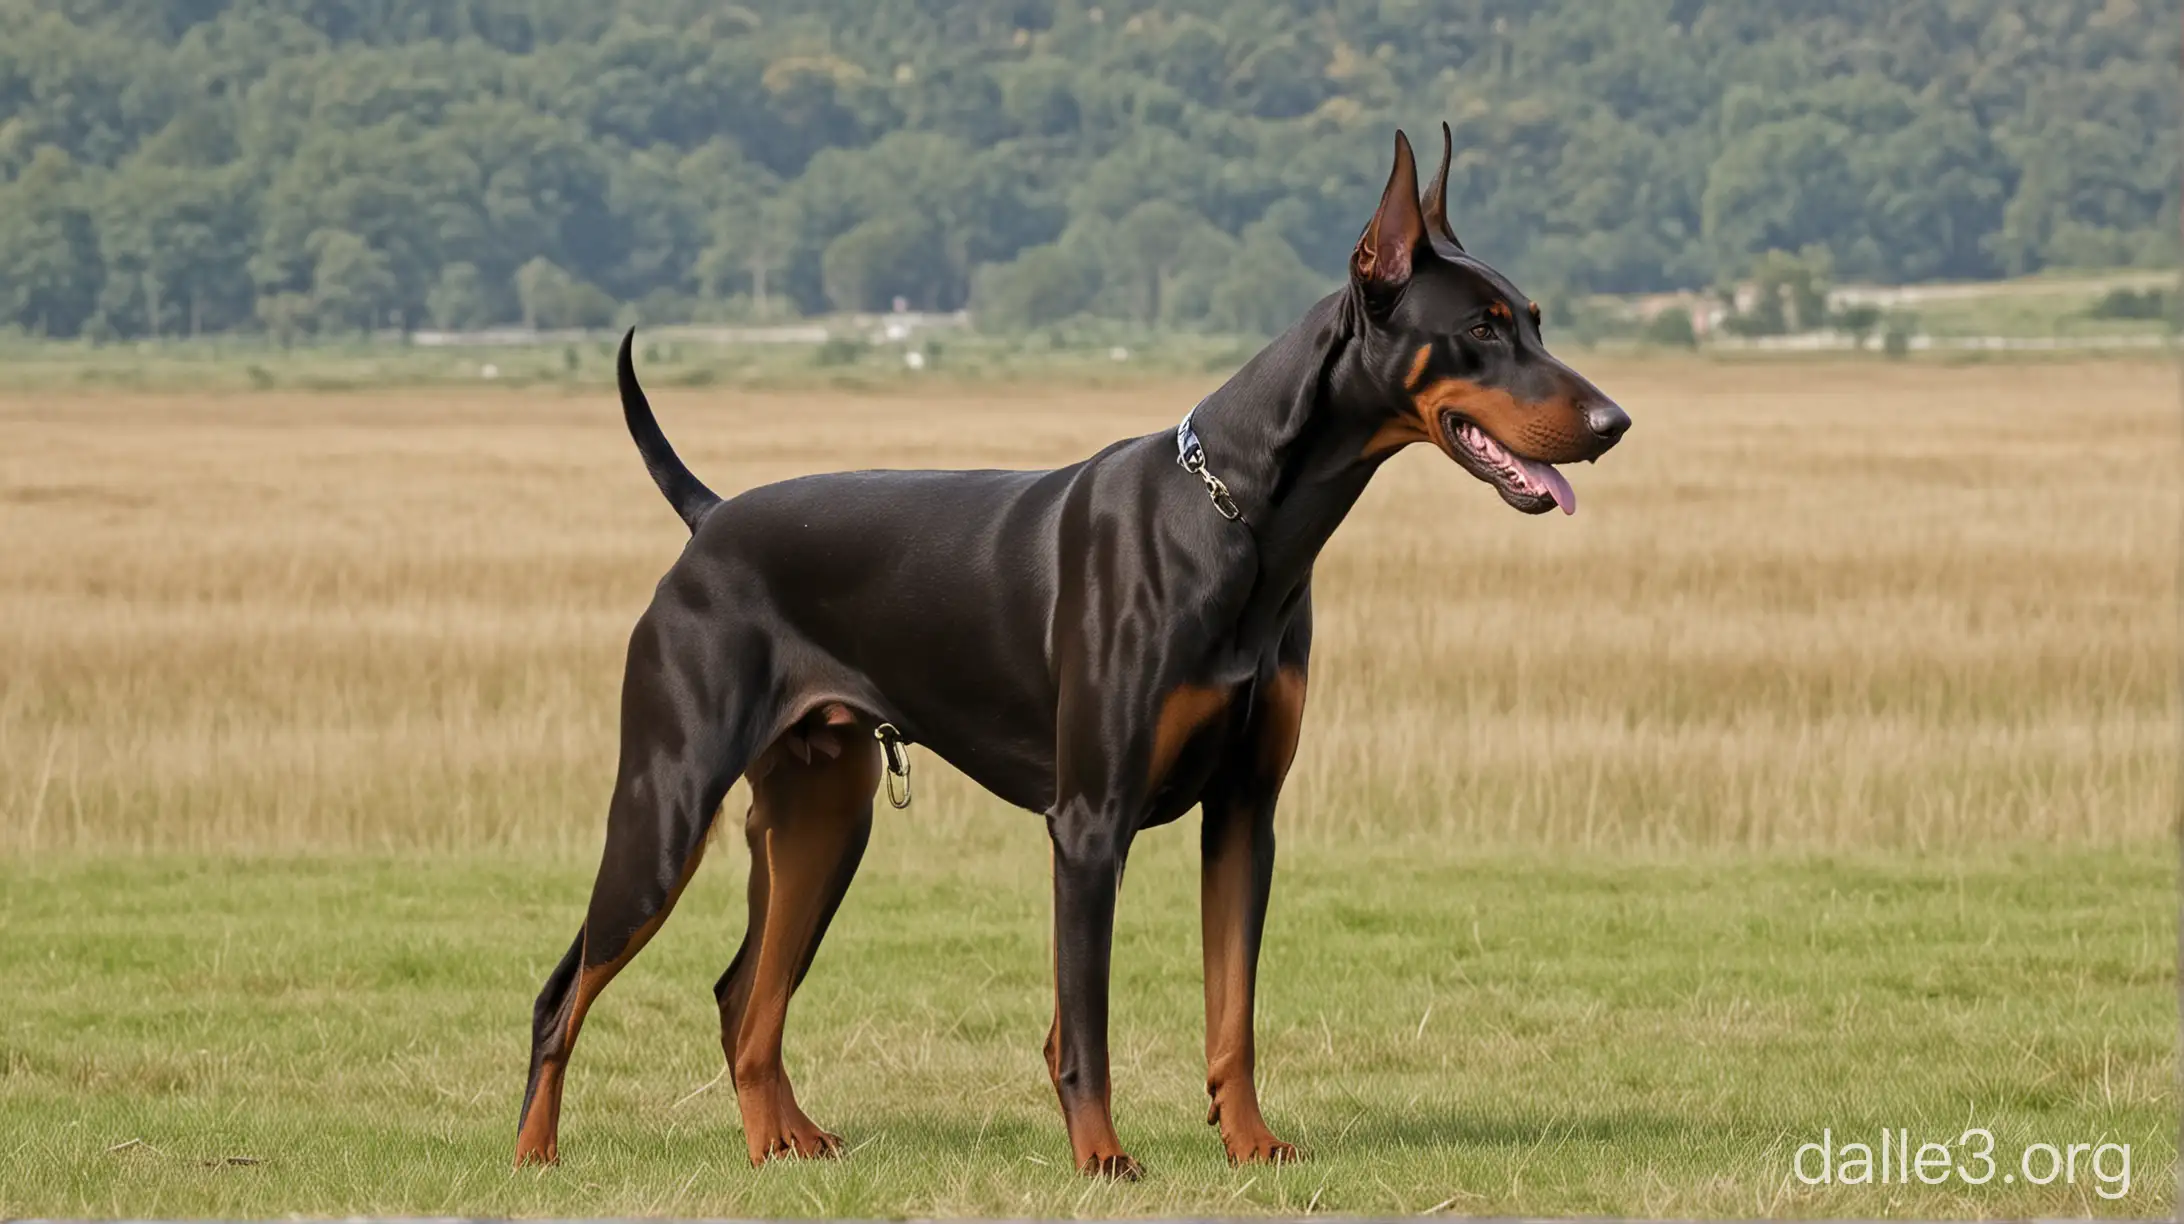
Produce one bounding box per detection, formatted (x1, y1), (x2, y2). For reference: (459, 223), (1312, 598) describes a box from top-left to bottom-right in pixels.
(1864, 271), (2177, 341)
(0, 357), (2175, 1216)
(0, 327), (1266, 395)
(2, 850), (2170, 1217)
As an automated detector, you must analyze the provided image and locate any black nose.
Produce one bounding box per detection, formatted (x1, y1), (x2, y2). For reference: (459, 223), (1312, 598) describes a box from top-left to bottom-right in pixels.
(1585, 402), (1630, 446)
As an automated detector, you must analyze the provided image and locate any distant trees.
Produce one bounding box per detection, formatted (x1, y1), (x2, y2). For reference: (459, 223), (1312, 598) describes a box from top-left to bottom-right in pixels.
(973, 243), (1097, 326)
(0, 148), (100, 336)
(1114, 201), (1197, 325)
(427, 262), (495, 330)
(309, 230), (396, 333)
(0, 0), (2173, 340)
(514, 258), (615, 330)
(1206, 222), (1326, 336)
(821, 213), (947, 312)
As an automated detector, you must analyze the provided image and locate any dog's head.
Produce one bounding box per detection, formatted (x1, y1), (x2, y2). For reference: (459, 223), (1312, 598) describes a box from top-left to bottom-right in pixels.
(1351, 127), (1629, 515)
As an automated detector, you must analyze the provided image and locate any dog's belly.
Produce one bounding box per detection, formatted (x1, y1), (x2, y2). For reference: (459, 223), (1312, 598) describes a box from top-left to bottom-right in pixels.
(770, 656), (1058, 815)
(914, 712), (1058, 814)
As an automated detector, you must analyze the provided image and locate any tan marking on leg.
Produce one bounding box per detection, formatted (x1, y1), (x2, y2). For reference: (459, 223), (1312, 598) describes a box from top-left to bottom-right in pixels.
(1044, 840), (1061, 1085)
(514, 845), (709, 1166)
(1148, 684), (1230, 793)
(513, 1034), (570, 1166)
(1200, 665), (1306, 1165)
(1257, 666), (1307, 781)
(1044, 845), (1139, 1179)
(1049, 1007), (1134, 1179)
(1201, 813), (1290, 1164)
(730, 734), (879, 1165)
(1064, 1085), (1138, 1179)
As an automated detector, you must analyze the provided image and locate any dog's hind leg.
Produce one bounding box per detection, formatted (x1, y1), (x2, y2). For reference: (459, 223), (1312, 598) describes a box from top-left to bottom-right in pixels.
(713, 714), (878, 1164)
(515, 603), (754, 1167)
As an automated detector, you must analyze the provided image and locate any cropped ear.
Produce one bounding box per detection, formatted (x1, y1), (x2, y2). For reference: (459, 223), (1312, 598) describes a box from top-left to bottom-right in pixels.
(1421, 121), (1463, 251)
(1351, 131), (1427, 293)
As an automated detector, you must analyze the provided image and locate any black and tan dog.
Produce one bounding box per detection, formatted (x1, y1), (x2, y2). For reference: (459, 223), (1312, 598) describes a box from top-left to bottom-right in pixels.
(516, 127), (1629, 1178)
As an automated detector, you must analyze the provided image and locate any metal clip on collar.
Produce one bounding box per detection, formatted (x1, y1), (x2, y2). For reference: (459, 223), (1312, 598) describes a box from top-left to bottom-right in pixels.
(873, 722), (912, 809)
(1175, 408), (1243, 522)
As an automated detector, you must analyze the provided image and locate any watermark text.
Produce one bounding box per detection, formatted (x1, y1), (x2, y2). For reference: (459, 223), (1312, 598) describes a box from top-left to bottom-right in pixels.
(1793, 1128), (2130, 1200)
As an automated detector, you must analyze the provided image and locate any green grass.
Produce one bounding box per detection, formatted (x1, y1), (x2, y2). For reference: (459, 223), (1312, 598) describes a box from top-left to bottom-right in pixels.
(0, 843), (2169, 1217)
(1880, 272), (2177, 341)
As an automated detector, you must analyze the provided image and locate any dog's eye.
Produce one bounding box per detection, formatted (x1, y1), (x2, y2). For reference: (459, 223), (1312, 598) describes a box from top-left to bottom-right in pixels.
(1467, 323), (1496, 342)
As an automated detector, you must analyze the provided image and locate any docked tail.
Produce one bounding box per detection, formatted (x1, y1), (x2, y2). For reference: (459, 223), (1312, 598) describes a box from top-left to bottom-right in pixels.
(618, 329), (721, 533)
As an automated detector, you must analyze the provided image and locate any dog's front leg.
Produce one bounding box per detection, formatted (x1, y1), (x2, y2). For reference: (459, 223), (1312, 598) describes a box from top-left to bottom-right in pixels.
(1043, 794), (1140, 1179)
(1200, 665), (1307, 1164)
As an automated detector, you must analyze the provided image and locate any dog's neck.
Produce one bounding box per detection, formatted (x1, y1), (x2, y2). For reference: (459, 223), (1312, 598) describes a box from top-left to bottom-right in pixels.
(1182, 292), (1396, 593)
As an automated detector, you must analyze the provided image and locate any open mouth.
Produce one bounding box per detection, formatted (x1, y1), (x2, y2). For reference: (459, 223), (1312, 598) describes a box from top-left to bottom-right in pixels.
(1443, 413), (1576, 516)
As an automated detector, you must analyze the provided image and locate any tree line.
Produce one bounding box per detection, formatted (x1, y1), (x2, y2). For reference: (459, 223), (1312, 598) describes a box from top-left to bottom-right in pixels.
(0, 0), (2173, 340)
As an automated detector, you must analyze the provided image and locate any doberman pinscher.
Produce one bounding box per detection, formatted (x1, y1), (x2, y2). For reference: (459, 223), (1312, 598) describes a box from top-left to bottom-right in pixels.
(515, 126), (1630, 1178)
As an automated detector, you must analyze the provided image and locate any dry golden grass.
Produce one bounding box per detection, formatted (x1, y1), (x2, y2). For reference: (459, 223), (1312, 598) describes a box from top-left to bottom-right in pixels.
(0, 357), (2173, 853)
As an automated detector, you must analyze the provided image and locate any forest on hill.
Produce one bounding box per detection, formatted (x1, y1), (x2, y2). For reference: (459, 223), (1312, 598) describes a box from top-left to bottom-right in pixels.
(0, 0), (2173, 339)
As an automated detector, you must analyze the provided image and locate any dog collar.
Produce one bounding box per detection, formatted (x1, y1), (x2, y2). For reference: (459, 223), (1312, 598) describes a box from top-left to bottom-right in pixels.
(1175, 404), (1243, 522)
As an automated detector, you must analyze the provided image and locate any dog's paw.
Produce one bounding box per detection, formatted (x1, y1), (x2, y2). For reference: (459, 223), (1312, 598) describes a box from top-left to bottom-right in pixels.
(750, 1125), (844, 1164)
(1223, 1133), (1301, 1166)
(1079, 1151), (1144, 1181)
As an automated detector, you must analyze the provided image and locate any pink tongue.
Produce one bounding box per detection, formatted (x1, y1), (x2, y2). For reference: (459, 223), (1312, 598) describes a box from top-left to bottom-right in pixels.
(1520, 457), (1576, 515)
